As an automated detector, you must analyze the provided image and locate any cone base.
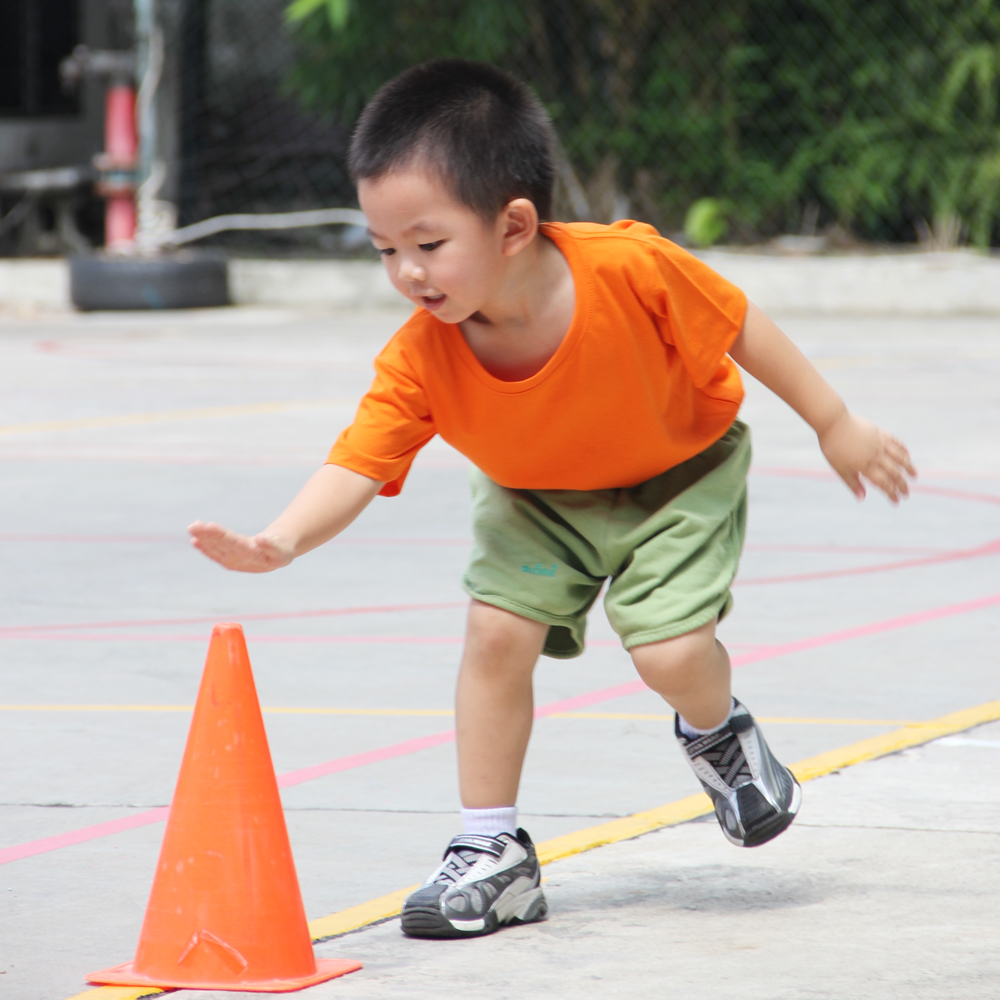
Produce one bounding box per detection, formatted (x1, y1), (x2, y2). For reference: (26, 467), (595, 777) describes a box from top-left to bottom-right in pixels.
(87, 957), (362, 992)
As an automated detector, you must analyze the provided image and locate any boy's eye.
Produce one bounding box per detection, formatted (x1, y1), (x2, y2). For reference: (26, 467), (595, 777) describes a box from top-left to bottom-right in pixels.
(377, 247), (395, 257)
(418, 240), (443, 252)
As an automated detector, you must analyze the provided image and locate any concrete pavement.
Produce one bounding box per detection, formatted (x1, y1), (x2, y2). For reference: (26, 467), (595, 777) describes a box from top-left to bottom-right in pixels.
(0, 304), (997, 999)
(5, 250), (1000, 314)
(304, 719), (1000, 1000)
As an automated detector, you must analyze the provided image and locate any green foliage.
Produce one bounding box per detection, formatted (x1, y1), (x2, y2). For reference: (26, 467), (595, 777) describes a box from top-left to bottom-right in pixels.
(283, 0), (1000, 245)
(284, 0), (530, 123)
(685, 198), (731, 247)
(285, 0), (350, 32)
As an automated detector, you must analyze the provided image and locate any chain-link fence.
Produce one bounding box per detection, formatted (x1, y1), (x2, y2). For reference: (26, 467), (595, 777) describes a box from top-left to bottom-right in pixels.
(14, 0), (1000, 254)
(172, 0), (354, 250)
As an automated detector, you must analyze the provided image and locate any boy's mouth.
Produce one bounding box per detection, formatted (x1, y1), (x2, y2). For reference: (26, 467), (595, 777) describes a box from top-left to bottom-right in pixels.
(420, 293), (446, 311)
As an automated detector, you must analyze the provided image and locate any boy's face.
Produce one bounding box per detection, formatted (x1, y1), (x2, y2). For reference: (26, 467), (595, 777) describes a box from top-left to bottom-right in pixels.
(359, 166), (532, 324)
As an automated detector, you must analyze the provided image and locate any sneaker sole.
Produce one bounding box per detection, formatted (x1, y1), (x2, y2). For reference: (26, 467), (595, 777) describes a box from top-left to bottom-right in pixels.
(718, 777), (802, 848)
(401, 886), (547, 939)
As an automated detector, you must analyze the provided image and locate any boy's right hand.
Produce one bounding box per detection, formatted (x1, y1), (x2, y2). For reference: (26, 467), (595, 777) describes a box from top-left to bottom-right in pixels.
(817, 410), (915, 504)
(188, 521), (295, 573)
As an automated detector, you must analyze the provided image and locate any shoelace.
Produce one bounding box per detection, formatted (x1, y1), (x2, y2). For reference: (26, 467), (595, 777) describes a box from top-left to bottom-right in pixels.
(431, 835), (504, 885)
(432, 847), (483, 885)
(686, 727), (752, 787)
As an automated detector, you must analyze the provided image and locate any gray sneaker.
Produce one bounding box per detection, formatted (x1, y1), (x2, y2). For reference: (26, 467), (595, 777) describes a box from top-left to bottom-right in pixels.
(676, 699), (801, 847)
(401, 828), (547, 938)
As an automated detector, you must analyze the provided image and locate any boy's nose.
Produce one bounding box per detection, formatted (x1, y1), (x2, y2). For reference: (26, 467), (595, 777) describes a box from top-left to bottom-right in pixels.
(398, 259), (428, 285)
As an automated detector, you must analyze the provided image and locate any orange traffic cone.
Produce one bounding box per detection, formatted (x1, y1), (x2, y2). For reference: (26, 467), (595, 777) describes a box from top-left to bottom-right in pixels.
(88, 623), (361, 991)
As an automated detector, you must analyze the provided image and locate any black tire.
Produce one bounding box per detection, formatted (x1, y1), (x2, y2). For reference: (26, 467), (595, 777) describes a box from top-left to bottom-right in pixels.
(70, 253), (230, 311)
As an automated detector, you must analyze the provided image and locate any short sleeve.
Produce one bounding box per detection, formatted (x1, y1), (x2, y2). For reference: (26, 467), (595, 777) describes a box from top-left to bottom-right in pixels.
(628, 228), (747, 388)
(327, 345), (436, 497)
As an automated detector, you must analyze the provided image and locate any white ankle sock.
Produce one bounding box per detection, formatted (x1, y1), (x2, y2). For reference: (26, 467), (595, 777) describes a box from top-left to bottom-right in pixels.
(678, 698), (736, 738)
(461, 805), (518, 837)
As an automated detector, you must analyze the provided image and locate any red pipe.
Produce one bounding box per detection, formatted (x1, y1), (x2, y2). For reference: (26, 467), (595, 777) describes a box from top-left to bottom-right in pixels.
(101, 84), (138, 249)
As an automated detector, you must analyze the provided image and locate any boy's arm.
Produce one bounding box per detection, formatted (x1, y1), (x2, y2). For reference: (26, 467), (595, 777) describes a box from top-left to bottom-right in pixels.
(729, 302), (916, 502)
(188, 464), (383, 572)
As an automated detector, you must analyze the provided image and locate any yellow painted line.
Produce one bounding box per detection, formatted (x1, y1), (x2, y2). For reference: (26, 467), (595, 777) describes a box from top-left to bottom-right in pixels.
(65, 988), (165, 1000)
(264, 707), (454, 717)
(534, 792), (714, 866)
(552, 712), (918, 726)
(307, 885), (420, 942)
(0, 705), (194, 712)
(63, 697), (1000, 998)
(0, 706), (912, 724)
(305, 696), (1000, 941)
(0, 399), (346, 438)
(759, 716), (919, 726)
(789, 700), (1000, 781)
(0, 704), (454, 716)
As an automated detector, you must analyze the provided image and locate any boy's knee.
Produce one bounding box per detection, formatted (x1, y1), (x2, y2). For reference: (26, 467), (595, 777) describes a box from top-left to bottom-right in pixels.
(464, 601), (548, 667)
(629, 622), (718, 689)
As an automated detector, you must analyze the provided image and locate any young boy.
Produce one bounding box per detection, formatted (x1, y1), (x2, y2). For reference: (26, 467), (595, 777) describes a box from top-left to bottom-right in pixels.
(190, 60), (915, 940)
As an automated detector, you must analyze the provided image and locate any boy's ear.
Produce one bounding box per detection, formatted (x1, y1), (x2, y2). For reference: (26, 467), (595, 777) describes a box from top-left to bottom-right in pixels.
(498, 198), (539, 256)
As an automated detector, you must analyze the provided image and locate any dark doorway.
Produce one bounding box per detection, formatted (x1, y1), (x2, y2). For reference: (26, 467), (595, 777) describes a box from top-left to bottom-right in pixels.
(0, 0), (81, 117)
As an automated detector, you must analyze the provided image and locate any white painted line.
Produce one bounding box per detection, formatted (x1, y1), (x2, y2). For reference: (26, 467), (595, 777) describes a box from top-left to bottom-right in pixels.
(935, 736), (1000, 748)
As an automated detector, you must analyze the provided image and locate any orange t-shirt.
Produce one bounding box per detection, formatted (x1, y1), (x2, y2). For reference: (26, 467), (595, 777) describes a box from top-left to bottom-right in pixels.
(328, 220), (746, 496)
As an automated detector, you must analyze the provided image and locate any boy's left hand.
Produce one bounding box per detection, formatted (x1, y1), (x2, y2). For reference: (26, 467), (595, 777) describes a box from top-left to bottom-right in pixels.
(818, 410), (916, 503)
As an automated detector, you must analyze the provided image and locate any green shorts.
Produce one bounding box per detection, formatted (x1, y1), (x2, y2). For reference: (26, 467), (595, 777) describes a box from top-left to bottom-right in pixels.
(462, 421), (750, 658)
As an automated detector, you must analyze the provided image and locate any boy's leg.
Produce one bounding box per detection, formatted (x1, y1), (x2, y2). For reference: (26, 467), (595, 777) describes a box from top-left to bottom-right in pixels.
(456, 600), (548, 809)
(630, 620), (800, 848)
(401, 600), (549, 939)
(629, 618), (731, 730)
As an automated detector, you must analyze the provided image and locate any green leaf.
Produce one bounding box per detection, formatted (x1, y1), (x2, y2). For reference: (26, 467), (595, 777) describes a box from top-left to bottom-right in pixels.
(285, 0), (325, 23)
(285, 0), (349, 30)
(685, 198), (730, 247)
(940, 44), (1000, 122)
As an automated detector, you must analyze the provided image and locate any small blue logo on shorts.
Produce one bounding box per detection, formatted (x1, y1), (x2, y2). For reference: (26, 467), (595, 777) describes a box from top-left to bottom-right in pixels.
(521, 563), (557, 577)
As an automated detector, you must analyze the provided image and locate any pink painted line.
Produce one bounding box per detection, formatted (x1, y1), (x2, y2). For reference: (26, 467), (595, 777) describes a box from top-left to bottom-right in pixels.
(0, 534), (473, 546)
(0, 733), (467, 863)
(909, 484), (1000, 507)
(752, 466), (1000, 507)
(546, 593), (1000, 706)
(0, 631), (623, 647)
(0, 533), (179, 543)
(0, 601), (468, 636)
(1, 632), (466, 644)
(0, 453), (319, 467)
(276, 731), (457, 788)
(0, 808), (169, 866)
(0, 532), (952, 555)
(534, 681), (648, 716)
(743, 543), (945, 555)
(735, 537), (1000, 587)
(0, 526), (989, 640)
(915, 469), (1000, 482)
(4, 591), (998, 868)
(5, 539), (995, 643)
(727, 592), (1000, 667)
(334, 537), (472, 546)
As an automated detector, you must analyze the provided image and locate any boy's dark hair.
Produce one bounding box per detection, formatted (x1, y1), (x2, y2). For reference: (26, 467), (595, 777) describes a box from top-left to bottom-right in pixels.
(349, 59), (556, 221)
